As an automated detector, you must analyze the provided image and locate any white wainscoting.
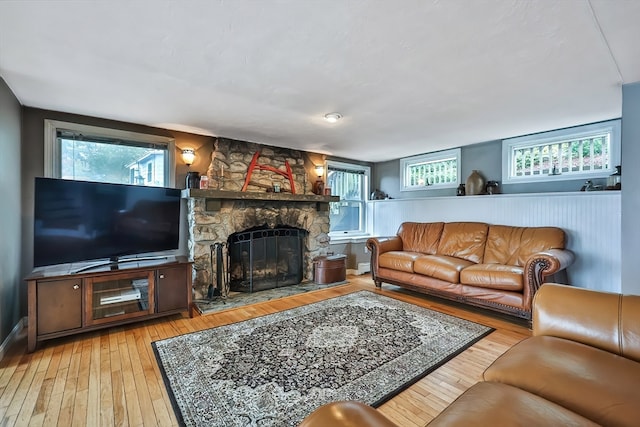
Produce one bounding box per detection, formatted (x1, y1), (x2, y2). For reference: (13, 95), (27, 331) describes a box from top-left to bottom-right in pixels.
(369, 192), (621, 293)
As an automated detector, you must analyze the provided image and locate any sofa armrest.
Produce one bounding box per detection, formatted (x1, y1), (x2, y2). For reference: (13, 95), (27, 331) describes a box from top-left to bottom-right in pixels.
(298, 401), (398, 427)
(366, 237), (403, 284)
(366, 236), (403, 255)
(532, 283), (633, 357)
(522, 249), (575, 310)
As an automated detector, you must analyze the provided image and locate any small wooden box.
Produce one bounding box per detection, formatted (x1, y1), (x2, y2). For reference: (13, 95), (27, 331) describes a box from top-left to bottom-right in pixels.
(314, 254), (347, 284)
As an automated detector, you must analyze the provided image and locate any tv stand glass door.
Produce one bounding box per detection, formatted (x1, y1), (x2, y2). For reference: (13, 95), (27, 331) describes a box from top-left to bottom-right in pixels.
(85, 271), (154, 326)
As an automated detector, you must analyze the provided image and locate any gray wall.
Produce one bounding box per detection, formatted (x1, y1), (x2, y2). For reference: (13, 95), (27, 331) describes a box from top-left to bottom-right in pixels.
(621, 82), (640, 294)
(328, 241), (369, 270)
(0, 78), (22, 344)
(373, 137), (610, 199)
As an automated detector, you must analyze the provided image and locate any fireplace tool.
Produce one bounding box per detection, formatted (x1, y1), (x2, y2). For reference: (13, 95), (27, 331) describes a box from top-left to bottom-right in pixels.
(207, 242), (229, 301)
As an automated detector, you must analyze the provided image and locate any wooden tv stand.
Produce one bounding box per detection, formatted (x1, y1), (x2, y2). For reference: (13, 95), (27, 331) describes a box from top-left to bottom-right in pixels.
(25, 256), (193, 353)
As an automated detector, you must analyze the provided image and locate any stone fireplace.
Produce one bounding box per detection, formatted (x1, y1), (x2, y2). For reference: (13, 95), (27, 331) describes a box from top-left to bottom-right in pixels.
(185, 193), (332, 299)
(182, 137), (336, 300)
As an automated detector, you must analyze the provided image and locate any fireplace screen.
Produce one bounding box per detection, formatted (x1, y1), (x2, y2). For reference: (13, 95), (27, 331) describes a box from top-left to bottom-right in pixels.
(227, 225), (307, 293)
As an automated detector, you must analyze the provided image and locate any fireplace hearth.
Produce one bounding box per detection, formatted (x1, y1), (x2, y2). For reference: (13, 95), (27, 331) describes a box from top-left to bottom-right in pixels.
(228, 225), (307, 293)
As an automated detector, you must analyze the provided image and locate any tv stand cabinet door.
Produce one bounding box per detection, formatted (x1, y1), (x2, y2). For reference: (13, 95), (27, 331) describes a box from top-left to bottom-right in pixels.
(156, 266), (190, 313)
(37, 278), (83, 335)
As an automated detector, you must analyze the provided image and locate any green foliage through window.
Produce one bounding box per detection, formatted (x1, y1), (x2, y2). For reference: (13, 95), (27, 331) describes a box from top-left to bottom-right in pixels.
(326, 162), (370, 235)
(512, 135), (609, 176)
(407, 158), (457, 187)
(503, 119), (620, 183)
(400, 148), (461, 191)
(60, 138), (167, 186)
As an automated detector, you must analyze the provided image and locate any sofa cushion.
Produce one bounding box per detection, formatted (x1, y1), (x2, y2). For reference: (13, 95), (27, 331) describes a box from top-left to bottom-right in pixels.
(427, 381), (599, 427)
(484, 225), (565, 266)
(460, 285), (525, 310)
(484, 335), (640, 427)
(298, 401), (398, 427)
(397, 222), (444, 254)
(459, 264), (524, 291)
(378, 251), (422, 273)
(436, 222), (488, 263)
(414, 255), (475, 283)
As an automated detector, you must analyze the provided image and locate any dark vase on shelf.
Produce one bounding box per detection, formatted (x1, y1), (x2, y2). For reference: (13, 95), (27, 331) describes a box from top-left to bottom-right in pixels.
(607, 165), (621, 190)
(486, 180), (500, 195)
(186, 171), (200, 189)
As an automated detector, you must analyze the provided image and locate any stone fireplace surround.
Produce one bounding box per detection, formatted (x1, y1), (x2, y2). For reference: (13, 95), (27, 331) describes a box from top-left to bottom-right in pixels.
(181, 137), (338, 300)
(185, 191), (335, 299)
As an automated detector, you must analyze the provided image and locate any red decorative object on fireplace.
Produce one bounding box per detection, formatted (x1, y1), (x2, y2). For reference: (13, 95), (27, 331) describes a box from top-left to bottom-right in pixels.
(241, 151), (296, 194)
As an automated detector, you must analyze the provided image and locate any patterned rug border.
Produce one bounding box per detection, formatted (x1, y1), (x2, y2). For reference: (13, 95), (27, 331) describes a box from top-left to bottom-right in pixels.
(152, 290), (494, 426)
(369, 318), (493, 408)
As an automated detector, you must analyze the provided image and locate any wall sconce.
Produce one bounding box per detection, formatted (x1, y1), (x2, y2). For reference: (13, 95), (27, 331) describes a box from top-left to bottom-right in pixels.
(314, 164), (325, 195)
(182, 148), (196, 166)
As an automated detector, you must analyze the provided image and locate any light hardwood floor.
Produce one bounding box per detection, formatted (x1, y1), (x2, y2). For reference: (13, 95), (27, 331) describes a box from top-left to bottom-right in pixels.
(0, 276), (531, 427)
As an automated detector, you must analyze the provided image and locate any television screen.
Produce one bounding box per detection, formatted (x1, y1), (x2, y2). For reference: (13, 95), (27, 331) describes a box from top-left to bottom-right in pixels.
(34, 177), (181, 268)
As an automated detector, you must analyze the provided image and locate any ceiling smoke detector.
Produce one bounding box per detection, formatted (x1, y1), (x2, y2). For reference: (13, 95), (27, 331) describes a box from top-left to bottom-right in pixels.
(324, 112), (343, 123)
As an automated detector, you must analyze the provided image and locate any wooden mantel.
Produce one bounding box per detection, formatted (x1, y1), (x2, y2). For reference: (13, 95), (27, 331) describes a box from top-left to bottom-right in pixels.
(181, 189), (339, 211)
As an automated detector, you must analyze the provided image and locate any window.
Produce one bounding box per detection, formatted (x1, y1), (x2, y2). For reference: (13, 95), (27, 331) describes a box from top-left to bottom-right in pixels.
(502, 119), (621, 183)
(44, 120), (175, 187)
(400, 148), (461, 191)
(326, 161), (370, 236)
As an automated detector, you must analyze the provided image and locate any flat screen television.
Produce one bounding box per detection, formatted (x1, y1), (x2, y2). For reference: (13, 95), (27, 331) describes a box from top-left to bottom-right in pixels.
(34, 177), (181, 268)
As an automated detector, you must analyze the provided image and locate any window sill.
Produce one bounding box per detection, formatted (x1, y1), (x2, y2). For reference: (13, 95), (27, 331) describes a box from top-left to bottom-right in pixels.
(329, 234), (371, 244)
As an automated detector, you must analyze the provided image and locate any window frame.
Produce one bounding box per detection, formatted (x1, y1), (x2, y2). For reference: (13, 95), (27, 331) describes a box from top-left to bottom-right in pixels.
(326, 160), (371, 237)
(502, 119), (621, 184)
(44, 119), (176, 186)
(400, 148), (461, 192)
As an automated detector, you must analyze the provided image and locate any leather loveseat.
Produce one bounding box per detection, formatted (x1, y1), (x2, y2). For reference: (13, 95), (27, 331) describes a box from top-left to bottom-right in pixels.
(366, 222), (574, 320)
(298, 283), (640, 427)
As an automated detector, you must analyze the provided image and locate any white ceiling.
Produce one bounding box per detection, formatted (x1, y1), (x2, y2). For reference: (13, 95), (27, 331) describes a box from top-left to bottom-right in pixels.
(1, 1), (639, 163)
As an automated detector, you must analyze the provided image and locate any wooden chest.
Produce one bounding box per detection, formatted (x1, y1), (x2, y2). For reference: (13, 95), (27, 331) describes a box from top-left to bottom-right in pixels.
(314, 254), (347, 284)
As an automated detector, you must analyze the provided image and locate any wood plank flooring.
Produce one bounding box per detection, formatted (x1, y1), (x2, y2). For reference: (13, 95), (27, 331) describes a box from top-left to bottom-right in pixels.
(0, 276), (530, 426)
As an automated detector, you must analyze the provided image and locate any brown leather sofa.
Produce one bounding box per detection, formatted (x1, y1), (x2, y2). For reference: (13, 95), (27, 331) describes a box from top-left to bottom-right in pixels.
(298, 284), (640, 427)
(366, 222), (575, 320)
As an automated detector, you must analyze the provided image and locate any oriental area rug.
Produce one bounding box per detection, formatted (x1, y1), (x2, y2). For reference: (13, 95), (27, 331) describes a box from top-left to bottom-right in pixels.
(152, 291), (494, 427)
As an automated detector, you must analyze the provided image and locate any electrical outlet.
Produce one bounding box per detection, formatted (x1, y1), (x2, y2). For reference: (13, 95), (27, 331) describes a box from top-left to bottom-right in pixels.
(364, 246), (369, 254)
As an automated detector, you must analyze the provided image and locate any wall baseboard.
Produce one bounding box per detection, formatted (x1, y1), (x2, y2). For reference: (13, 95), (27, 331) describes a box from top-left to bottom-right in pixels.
(347, 263), (371, 276)
(357, 262), (371, 275)
(0, 317), (26, 361)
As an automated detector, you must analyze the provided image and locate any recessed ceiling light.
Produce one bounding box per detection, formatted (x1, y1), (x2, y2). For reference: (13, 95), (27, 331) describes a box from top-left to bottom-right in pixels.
(324, 112), (343, 123)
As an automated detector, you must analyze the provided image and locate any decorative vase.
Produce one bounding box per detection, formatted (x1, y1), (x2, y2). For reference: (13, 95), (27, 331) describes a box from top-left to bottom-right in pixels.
(607, 165), (621, 190)
(465, 170), (485, 195)
(486, 180), (500, 195)
(186, 171), (200, 189)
